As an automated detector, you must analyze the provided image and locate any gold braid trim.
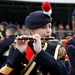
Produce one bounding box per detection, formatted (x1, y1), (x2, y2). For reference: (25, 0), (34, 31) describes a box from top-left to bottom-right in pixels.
(24, 61), (36, 75)
(0, 32), (4, 40)
(54, 45), (61, 60)
(20, 54), (37, 75)
(0, 64), (13, 75)
(42, 43), (47, 50)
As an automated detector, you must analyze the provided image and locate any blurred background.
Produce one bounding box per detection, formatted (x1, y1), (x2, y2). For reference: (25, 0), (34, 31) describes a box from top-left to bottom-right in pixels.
(0, 0), (75, 42)
(0, 0), (75, 26)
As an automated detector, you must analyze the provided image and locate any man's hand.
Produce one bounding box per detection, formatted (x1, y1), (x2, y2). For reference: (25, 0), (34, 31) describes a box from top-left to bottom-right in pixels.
(33, 34), (42, 53)
(16, 35), (29, 53)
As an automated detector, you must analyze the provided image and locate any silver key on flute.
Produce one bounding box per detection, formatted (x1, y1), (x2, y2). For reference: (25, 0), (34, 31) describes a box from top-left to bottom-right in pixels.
(16, 37), (55, 40)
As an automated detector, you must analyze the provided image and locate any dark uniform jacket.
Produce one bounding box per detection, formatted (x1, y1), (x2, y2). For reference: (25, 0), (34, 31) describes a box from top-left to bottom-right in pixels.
(66, 36), (75, 75)
(0, 41), (70, 75)
(0, 35), (16, 68)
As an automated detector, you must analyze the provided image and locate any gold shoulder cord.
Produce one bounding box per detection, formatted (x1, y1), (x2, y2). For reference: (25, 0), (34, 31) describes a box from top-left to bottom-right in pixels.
(54, 45), (61, 60)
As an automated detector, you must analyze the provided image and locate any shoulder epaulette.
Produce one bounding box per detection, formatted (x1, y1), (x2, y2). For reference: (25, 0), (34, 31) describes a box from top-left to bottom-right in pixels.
(0, 64), (13, 75)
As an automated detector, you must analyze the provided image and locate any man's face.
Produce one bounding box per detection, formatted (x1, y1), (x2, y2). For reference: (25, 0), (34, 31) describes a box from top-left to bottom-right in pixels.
(0, 25), (5, 30)
(30, 23), (52, 43)
(5, 29), (11, 37)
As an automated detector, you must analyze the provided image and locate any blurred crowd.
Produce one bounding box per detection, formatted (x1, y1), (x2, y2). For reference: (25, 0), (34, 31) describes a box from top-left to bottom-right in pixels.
(52, 21), (73, 40)
(0, 21), (30, 39)
(0, 20), (73, 53)
(0, 21), (73, 42)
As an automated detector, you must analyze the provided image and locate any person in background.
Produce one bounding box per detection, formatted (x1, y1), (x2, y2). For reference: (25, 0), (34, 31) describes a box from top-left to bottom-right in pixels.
(0, 21), (8, 40)
(60, 24), (73, 49)
(52, 21), (57, 38)
(20, 24), (30, 35)
(15, 24), (21, 35)
(57, 23), (65, 40)
(64, 24), (73, 38)
(66, 9), (75, 75)
(0, 24), (17, 68)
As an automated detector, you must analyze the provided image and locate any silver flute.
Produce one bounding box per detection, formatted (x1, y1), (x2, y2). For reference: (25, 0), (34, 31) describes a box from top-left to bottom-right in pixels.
(16, 37), (55, 40)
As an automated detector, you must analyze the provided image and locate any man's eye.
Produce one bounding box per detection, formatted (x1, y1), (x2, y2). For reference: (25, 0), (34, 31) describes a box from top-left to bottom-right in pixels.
(41, 26), (46, 28)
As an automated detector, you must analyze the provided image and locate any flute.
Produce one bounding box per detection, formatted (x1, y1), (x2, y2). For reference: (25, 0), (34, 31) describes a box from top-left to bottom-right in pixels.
(16, 37), (55, 40)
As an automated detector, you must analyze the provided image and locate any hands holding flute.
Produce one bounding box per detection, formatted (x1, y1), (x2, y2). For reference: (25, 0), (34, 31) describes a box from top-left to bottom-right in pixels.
(16, 34), (42, 54)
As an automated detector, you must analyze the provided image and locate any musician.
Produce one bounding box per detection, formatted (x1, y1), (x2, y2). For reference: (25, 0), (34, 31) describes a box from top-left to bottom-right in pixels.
(66, 9), (75, 75)
(0, 24), (17, 68)
(24, 1), (71, 75)
(0, 1), (71, 75)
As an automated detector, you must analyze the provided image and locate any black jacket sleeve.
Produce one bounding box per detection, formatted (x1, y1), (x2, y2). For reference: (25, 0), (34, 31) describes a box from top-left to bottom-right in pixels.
(6, 49), (25, 67)
(66, 39), (75, 75)
(0, 36), (15, 57)
(0, 48), (25, 75)
(35, 50), (68, 75)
